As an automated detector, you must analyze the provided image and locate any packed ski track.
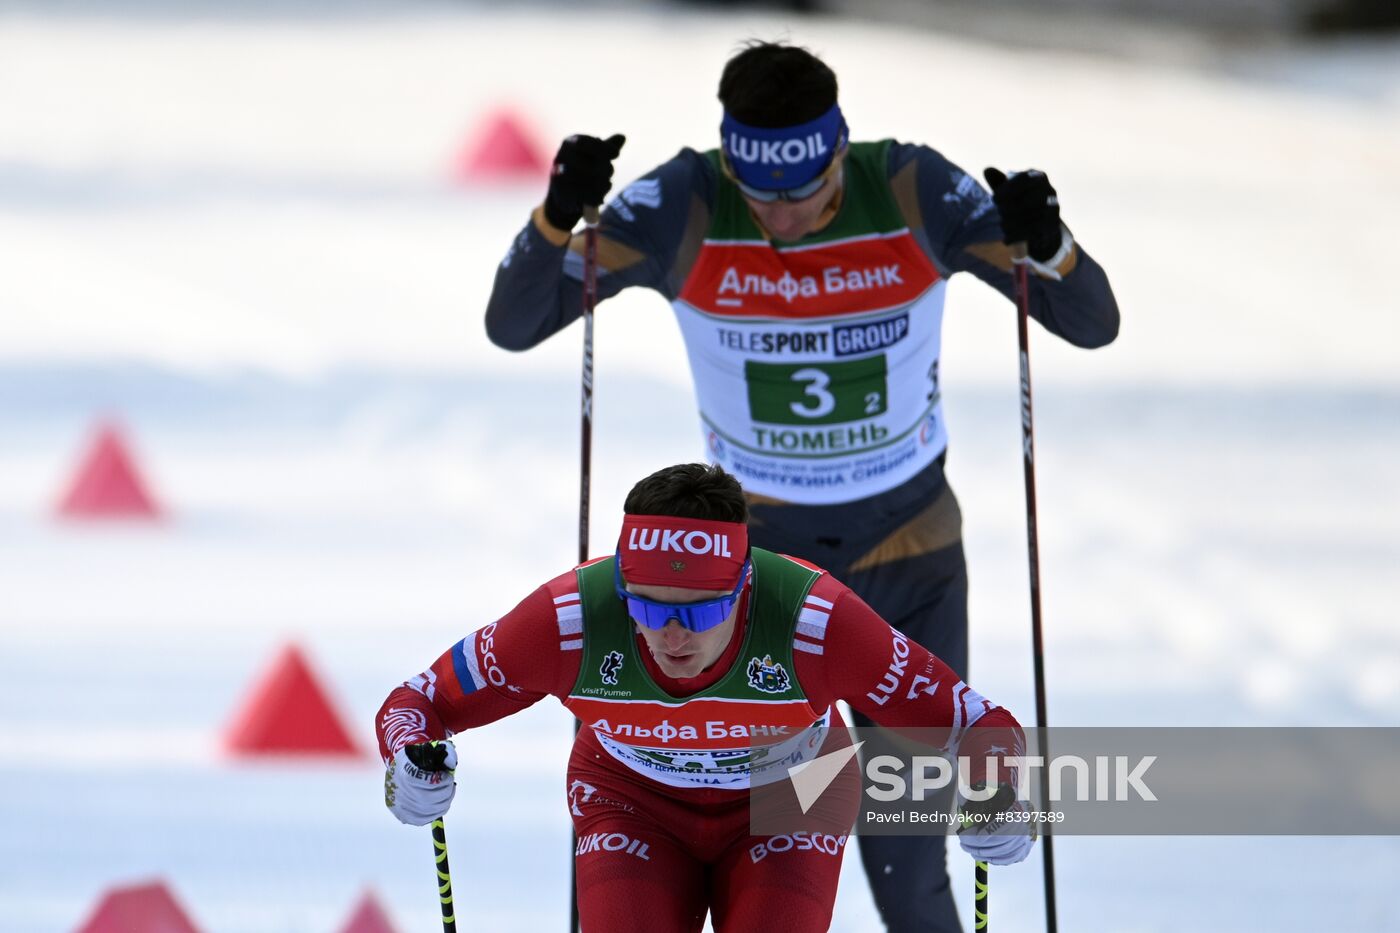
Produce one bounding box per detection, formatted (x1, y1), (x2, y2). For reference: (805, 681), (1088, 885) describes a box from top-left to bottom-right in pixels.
(1, 3), (1397, 930)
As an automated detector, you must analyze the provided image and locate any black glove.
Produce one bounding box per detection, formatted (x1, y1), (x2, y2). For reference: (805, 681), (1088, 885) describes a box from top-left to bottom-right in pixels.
(544, 133), (626, 232)
(982, 167), (1064, 263)
(957, 781), (1018, 825)
(956, 782), (1036, 865)
(404, 741), (453, 772)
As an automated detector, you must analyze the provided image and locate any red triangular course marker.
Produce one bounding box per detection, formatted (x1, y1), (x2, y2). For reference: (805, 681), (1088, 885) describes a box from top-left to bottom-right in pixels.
(75, 879), (200, 933)
(225, 643), (364, 759)
(337, 888), (400, 933)
(455, 108), (549, 182)
(57, 422), (163, 520)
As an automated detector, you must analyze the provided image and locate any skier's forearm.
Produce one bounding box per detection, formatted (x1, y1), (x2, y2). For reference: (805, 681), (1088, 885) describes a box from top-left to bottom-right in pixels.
(955, 705), (1026, 788)
(485, 151), (705, 352)
(961, 241), (1120, 349)
(484, 214), (585, 352)
(900, 142), (1120, 350)
(1024, 244), (1120, 349)
(376, 668), (542, 763)
(375, 595), (565, 763)
(805, 586), (1003, 738)
(376, 686), (447, 763)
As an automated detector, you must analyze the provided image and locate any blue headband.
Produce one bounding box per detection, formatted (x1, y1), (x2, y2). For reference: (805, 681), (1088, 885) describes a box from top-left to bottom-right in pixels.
(720, 104), (848, 192)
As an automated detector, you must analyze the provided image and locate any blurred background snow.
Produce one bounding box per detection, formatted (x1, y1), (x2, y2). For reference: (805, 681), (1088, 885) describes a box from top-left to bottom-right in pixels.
(1, 0), (1397, 929)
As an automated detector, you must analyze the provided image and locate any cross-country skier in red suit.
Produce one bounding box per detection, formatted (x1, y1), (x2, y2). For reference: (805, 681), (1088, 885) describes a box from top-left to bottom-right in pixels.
(378, 464), (1032, 932)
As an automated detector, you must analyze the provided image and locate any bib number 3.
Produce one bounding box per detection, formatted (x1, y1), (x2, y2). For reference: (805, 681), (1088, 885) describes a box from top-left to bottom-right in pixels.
(788, 368), (836, 418)
(745, 357), (889, 426)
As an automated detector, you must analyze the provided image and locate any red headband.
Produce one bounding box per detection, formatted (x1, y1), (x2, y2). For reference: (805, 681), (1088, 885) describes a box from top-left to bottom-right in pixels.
(617, 514), (749, 589)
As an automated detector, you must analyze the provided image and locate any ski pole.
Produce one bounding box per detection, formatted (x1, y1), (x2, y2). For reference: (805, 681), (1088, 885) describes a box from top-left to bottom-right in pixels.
(405, 743), (457, 933)
(974, 860), (989, 931)
(568, 203), (602, 933)
(579, 205), (599, 570)
(1012, 251), (1058, 933)
(430, 818), (457, 932)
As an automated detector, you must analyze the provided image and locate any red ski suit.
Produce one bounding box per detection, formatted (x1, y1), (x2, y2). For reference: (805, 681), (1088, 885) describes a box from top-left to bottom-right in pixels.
(377, 561), (1022, 932)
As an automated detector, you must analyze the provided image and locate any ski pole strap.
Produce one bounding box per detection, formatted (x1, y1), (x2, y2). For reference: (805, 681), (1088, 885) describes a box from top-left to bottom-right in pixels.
(431, 818), (457, 932)
(974, 860), (989, 931)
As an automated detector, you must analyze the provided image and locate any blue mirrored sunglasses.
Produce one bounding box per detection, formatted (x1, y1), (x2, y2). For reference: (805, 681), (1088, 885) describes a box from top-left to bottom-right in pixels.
(613, 556), (751, 633)
(722, 146), (845, 204)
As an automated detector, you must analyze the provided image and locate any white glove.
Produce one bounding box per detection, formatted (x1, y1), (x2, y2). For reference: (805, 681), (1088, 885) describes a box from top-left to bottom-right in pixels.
(384, 740), (457, 826)
(956, 784), (1036, 866)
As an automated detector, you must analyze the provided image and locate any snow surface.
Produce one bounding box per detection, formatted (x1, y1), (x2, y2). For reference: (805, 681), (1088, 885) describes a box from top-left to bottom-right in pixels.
(1, 3), (1398, 930)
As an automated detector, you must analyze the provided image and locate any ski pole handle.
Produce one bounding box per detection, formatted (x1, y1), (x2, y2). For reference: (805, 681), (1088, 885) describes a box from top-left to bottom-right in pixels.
(405, 742), (457, 932)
